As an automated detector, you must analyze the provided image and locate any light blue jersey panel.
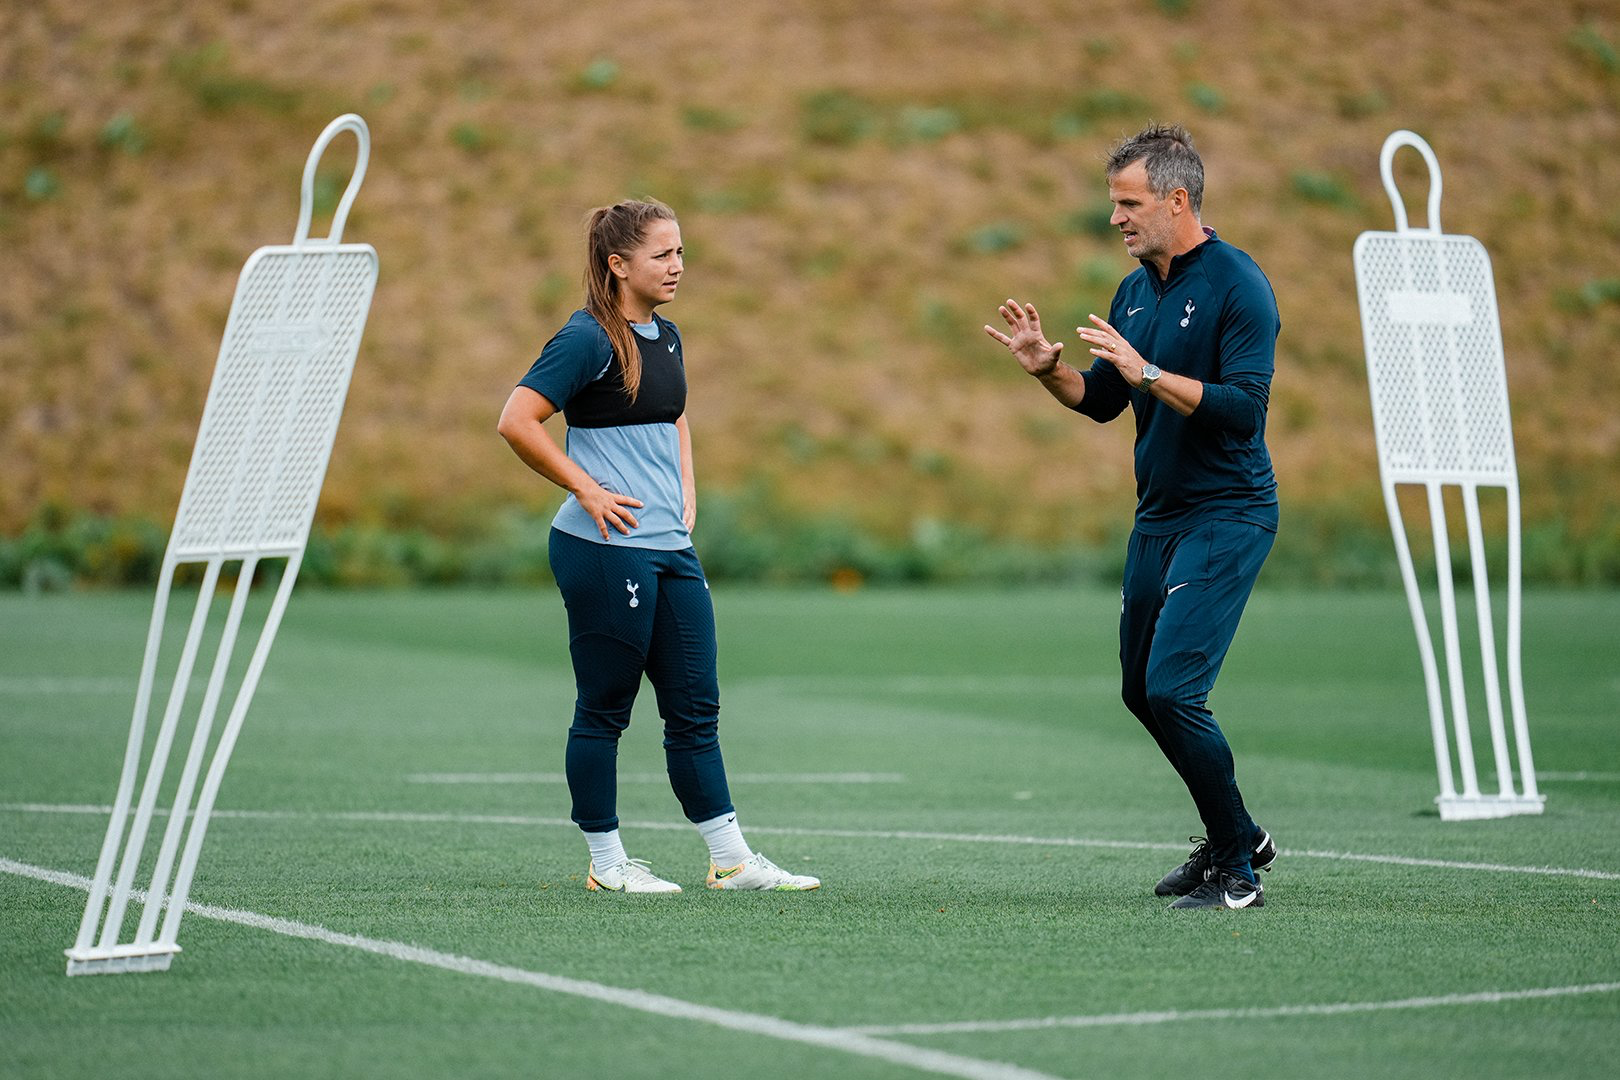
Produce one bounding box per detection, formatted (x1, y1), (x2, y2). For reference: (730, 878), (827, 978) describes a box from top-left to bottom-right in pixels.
(552, 423), (690, 549)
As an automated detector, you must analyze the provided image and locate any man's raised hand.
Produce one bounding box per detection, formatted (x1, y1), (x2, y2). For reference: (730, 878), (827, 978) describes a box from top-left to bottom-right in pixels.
(985, 298), (1063, 377)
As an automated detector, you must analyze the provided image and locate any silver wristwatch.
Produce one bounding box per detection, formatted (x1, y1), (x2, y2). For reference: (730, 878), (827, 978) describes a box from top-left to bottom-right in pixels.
(1139, 363), (1162, 391)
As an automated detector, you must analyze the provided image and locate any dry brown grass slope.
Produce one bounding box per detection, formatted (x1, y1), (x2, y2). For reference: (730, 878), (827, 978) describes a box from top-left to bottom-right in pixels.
(2, 0), (1617, 547)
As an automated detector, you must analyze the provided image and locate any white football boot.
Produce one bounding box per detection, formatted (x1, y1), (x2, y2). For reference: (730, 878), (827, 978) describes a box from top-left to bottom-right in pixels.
(707, 852), (821, 891)
(586, 858), (682, 894)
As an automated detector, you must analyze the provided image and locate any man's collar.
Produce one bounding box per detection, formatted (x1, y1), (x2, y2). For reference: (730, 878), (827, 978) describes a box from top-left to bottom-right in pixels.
(1144, 226), (1218, 286)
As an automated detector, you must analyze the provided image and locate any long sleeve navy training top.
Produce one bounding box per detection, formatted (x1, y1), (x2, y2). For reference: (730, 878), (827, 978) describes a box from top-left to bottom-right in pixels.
(1075, 228), (1280, 535)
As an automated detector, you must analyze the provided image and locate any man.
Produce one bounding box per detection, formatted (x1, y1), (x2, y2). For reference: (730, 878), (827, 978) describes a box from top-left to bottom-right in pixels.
(984, 123), (1279, 910)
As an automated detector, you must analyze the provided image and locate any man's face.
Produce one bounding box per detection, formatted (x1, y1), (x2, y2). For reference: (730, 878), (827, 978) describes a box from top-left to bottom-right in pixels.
(1108, 160), (1177, 264)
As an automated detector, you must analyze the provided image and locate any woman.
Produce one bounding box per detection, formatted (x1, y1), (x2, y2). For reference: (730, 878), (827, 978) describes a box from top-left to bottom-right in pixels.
(497, 198), (819, 893)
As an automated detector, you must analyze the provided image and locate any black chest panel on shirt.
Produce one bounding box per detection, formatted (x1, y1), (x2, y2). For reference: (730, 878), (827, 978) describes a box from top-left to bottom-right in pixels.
(562, 317), (687, 429)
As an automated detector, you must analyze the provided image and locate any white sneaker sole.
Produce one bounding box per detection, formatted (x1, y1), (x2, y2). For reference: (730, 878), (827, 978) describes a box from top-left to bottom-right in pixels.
(707, 878), (821, 891)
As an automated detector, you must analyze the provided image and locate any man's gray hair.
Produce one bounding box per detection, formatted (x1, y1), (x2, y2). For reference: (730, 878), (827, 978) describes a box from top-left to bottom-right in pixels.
(1106, 123), (1204, 216)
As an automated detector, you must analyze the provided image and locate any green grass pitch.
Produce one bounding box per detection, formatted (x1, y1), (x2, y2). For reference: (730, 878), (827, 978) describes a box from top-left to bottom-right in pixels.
(2, 585), (1616, 1079)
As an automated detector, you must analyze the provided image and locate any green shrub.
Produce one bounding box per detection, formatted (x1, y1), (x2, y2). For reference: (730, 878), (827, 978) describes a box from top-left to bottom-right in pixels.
(451, 123), (488, 154)
(1569, 22), (1620, 74)
(1065, 200), (1118, 239)
(1049, 113), (1090, 140)
(24, 168), (59, 201)
(1291, 170), (1360, 209)
(896, 106), (962, 143)
(681, 106), (744, 133)
(8, 503), (1619, 591)
(1337, 89), (1389, 120)
(965, 221), (1025, 255)
(0, 506), (167, 592)
(168, 42), (299, 113)
(1184, 82), (1224, 114)
(1580, 278), (1620, 308)
(98, 112), (147, 155)
(575, 58), (620, 91)
(800, 89), (877, 146)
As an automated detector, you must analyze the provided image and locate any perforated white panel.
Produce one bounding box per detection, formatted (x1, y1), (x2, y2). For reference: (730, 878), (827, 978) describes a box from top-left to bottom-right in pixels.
(68, 114), (381, 979)
(1353, 232), (1516, 485)
(1350, 130), (1541, 823)
(170, 246), (377, 559)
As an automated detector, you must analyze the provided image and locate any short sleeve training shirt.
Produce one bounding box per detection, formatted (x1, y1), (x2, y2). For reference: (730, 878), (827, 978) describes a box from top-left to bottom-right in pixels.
(518, 309), (690, 549)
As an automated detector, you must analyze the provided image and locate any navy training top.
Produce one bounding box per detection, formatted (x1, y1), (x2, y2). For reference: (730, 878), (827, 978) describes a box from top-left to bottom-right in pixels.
(1075, 228), (1280, 535)
(517, 308), (690, 549)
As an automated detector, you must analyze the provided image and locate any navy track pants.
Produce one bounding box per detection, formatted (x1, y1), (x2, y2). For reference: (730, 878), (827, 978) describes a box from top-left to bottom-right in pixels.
(549, 528), (734, 833)
(1120, 519), (1274, 877)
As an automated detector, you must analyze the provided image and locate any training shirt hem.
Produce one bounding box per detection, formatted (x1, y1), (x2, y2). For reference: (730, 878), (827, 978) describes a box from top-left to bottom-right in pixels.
(549, 522), (694, 551)
(1130, 508), (1278, 538)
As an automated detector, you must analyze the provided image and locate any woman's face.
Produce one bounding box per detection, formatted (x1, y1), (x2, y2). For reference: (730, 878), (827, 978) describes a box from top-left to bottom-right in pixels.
(612, 219), (683, 318)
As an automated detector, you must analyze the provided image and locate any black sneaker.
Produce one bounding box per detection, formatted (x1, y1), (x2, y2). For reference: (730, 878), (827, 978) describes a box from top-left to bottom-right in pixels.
(1251, 829), (1277, 875)
(1168, 867), (1265, 910)
(1155, 829), (1277, 897)
(1154, 836), (1213, 897)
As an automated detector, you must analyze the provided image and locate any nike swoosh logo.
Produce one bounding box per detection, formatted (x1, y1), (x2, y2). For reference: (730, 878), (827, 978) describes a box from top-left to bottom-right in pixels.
(667, 344), (676, 352)
(712, 864), (743, 879)
(1127, 306), (1144, 316)
(1167, 582), (1191, 595)
(1223, 889), (1259, 909)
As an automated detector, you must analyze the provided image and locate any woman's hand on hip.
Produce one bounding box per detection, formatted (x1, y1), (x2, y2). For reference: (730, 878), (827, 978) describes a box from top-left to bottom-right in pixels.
(575, 480), (643, 539)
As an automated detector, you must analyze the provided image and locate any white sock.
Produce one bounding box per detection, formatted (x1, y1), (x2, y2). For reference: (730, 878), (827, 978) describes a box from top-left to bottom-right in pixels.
(584, 829), (628, 872)
(696, 812), (751, 869)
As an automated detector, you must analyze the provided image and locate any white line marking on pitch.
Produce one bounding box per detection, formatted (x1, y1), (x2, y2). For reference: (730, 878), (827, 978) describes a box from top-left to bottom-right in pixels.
(0, 857), (1058, 1080)
(5, 803), (1617, 881)
(405, 772), (907, 785)
(0, 676), (136, 694)
(843, 982), (1620, 1035)
(1538, 771), (1620, 782)
(0, 676), (282, 695)
(744, 827), (1620, 882)
(1283, 847), (1620, 880)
